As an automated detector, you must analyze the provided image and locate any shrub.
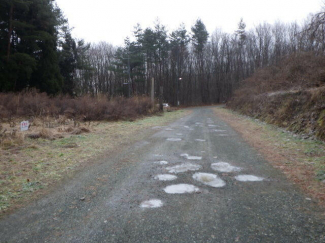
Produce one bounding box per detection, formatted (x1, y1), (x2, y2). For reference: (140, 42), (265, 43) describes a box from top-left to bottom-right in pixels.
(0, 89), (156, 122)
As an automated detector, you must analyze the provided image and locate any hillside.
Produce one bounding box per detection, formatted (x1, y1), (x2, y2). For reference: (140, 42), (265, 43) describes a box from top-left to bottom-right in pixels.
(228, 52), (325, 141)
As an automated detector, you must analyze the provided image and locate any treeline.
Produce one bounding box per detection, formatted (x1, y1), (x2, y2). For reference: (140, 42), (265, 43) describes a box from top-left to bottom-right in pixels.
(1, 1), (325, 105)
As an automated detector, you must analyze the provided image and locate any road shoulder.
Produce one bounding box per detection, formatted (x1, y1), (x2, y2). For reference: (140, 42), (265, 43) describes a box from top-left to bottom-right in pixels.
(213, 107), (325, 210)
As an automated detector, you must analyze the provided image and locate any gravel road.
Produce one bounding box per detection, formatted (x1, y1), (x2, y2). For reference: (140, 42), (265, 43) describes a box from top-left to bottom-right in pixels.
(1, 107), (324, 243)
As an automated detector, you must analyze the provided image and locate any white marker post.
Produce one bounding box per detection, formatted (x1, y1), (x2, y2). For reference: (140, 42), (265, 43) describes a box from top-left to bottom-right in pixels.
(20, 121), (29, 131)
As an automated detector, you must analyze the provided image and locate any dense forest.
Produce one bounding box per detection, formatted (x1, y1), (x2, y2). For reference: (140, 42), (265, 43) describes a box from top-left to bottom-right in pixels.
(1, 1), (325, 105)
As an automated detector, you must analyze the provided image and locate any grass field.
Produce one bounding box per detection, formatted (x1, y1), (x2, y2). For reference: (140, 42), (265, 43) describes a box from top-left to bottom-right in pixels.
(0, 109), (190, 216)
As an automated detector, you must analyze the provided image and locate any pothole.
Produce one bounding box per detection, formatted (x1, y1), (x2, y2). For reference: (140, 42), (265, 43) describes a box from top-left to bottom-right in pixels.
(211, 162), (242, 173)
(192, 172), (226, 188)
(235, 175), (264, 182)
(154, 160), (169, 165)
(164, 184), (200, 194)
(154, 174), (177, 181)
(140, 199), (163, 208)
(166, 138), (182, 141)
(180, 153), (202, 160)
(166, 163), (201, 173)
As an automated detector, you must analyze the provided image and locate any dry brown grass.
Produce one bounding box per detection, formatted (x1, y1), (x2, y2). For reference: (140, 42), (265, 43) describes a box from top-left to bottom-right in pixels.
(228, 52), (325, 141)
(214, 107), (325, 209)
(0, 109), (190, 216)
(0, 90), (157, 122)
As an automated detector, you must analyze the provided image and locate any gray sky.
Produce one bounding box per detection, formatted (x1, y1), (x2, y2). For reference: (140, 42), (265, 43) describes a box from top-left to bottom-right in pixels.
(55, 0), (323, 46)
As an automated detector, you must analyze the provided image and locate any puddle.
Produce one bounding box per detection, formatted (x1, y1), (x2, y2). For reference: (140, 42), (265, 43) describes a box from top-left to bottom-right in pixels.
(165, 128), (174, 131)
(166, 163), (201, 173)
(195, 139), (206, 142)
(152, 126), (166, 130)
(154, 174), (177, 181)
(235, 175), (264, 182)
(140, 199), (163, 208)
(176, 133), (183, 136)
(154, 161), (169, 165)
(208, 125), (217, 127)
(166, 138), (182, 141)
(184, 126), (190, 129)
(164, 184), (200, 194)
(217, 134), (229, 137)
(195, 122), (203, 125)
(154, 154), (163, 157)
(180, 154), (202, 160)
(192, 173), (226, 188)
(211, 162), (242, 173)
(214, 129), (227, 132)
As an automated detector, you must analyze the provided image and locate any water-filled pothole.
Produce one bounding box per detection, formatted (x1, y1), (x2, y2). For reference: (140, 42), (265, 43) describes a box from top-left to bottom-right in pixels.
(235, 175), (264, 181)
(180, 154), (202, 160)
(164, 184), (200, 194)
(192, 172), (226, 188)
(211, 162), (242, 173)
(154, 174), (177, 181)
(166, 163), (201, 173)
(154, 160), (169, 165)
(140, 199), (163, 208)
(166, 138), (182, 141)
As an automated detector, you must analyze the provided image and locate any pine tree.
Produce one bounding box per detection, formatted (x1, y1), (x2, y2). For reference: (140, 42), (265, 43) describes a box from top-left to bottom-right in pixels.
(0, 0), (65, 94)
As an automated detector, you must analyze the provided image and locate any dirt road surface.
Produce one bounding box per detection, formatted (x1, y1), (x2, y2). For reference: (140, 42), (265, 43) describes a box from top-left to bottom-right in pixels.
(1, 107), (324, 243)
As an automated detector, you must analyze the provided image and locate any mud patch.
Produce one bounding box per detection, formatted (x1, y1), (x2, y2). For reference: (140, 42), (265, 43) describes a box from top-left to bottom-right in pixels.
(211, 162), (242, 173)
(166, 138), (182, 141)
(180, 153), (202, 160)
(164, 184), (200, 194)
(140, 199), (163, 208)
(192, 172), (226, 188)
(154, 174), (177, 181)
(166, 163), (201, 173)
(235, 175), (264, 182)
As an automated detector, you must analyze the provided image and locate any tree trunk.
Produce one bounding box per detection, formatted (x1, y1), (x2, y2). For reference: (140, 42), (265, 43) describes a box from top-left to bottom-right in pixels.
(7, 4), (14, 62)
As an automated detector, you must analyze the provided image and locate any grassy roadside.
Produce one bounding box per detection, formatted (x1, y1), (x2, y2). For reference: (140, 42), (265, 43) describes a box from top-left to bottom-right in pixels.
(0, 110), (191, 216)
(214, 107), (325, 208)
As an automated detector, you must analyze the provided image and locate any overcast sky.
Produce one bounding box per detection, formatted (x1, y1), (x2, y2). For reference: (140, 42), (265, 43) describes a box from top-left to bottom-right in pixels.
(55, 0), (323, 46)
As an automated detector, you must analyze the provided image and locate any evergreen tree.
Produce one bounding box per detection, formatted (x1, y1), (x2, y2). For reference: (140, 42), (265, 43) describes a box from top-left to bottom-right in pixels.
(0, 0), (65, 94)
(191, 19), (209, 54)
(58, 25), (77, 96)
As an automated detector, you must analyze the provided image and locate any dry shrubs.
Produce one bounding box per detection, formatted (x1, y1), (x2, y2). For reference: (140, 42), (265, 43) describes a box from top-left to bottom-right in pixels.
(228, 52), (325, 141)
(0, 127), (24, 148)
(0, 90), (156, 122)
